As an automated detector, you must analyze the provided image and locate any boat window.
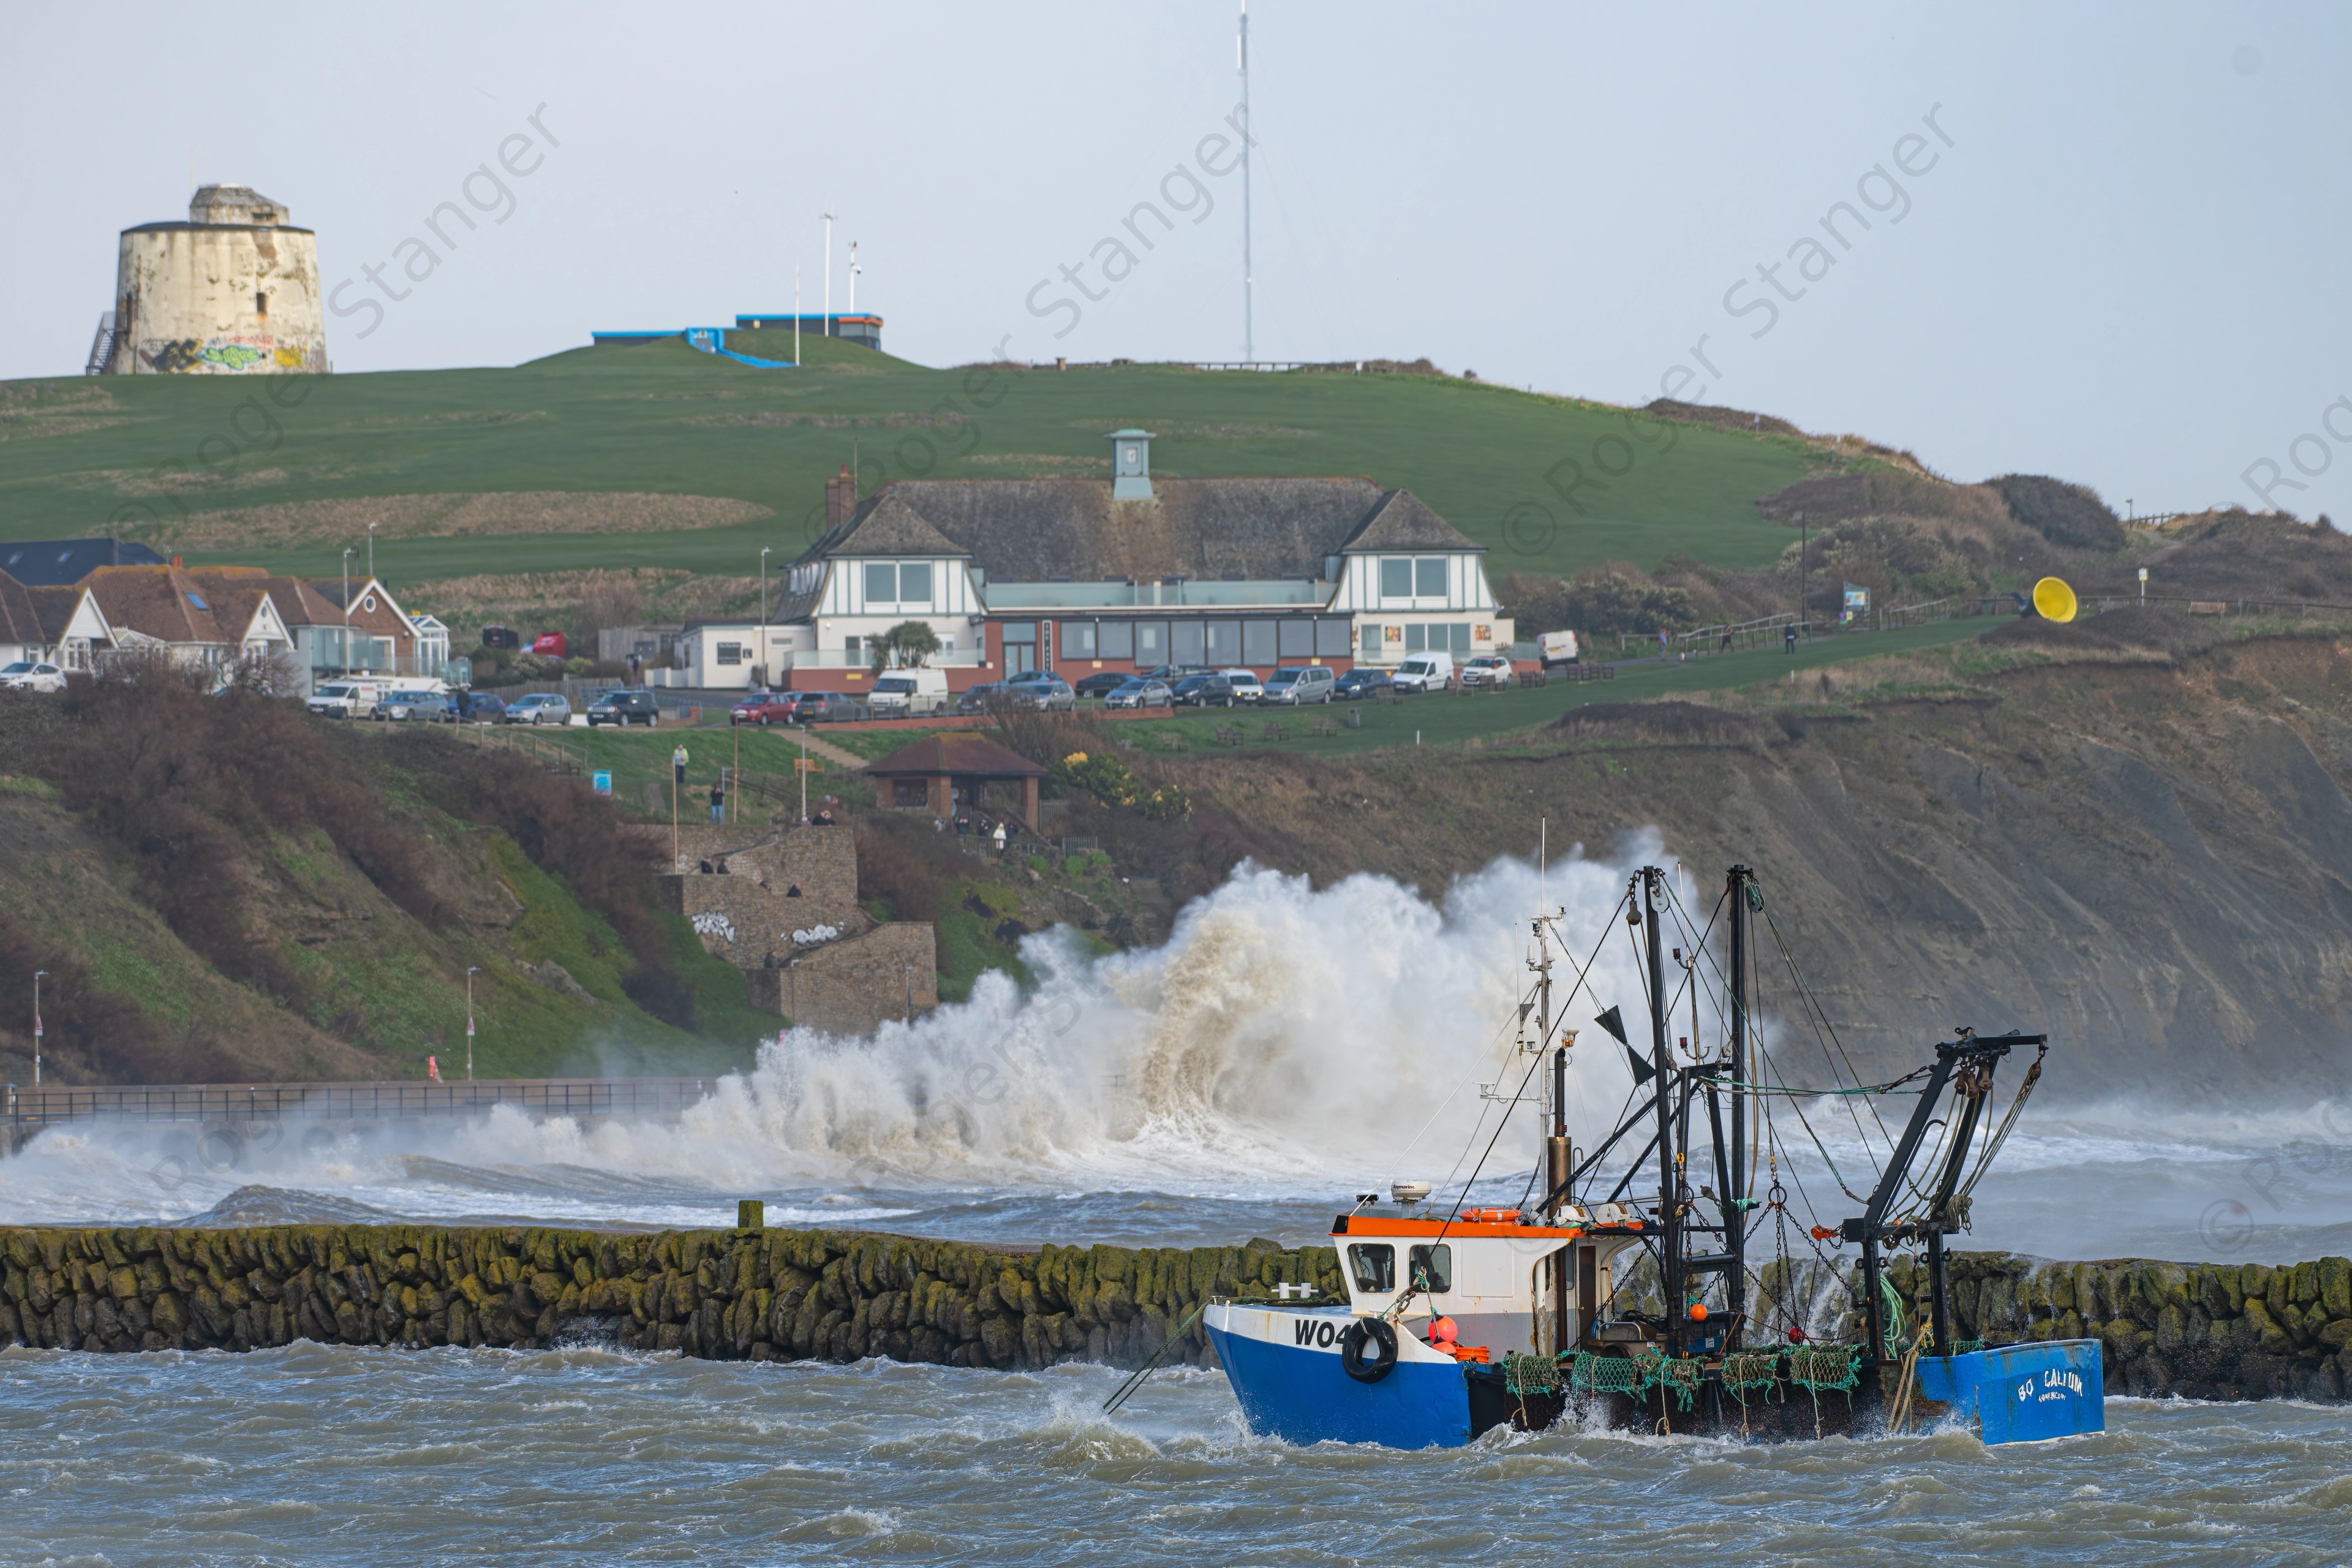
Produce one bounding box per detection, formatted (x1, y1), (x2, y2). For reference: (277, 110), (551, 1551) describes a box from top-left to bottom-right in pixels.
(1407, 1244), (1452, 1294)
(1346, 1243), (1395, 1292)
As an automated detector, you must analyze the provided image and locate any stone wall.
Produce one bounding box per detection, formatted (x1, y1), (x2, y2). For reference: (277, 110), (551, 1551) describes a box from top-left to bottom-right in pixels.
(0, 1222), (1336, 1370)
(640, 824), (857, 905)
(1, 1222), (2343, 1403)
(661, 875), (867, 971)
(748, 923), (940, 1034)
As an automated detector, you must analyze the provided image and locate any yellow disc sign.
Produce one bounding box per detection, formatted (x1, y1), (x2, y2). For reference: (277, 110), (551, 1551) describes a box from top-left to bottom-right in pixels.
(2032, 576), (2078, 623)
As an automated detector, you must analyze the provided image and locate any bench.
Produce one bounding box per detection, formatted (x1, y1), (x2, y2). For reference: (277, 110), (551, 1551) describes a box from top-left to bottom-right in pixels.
(1308, 717), (1339, 737)
(1260, 720), (1289, 741)
(1213, 725), (1243, 746)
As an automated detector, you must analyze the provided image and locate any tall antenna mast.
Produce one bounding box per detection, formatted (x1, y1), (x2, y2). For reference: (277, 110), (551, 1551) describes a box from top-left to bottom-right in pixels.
(821, 213), (835, 339)
(793, 266), (801, 364)
(848, 241), (861, 313)
(1239, 0), (1253, 362)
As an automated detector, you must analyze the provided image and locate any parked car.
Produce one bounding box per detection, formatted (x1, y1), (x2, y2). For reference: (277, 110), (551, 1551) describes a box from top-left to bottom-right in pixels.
(1538, 630), (1582, 668)
(437, 692), (507, 723)
(1011, 677), (1076, 712)
(730, 692), (797, 726)
(1390, 652), (1455, 693)
(1103, 678), (1172, 710)
(1220, 669), (1266, 704)
(586, 689), (660, 727)
(378, 688), (445, 721)
(1071, 671), (1134, 699)
(1140, 665), (1207, 685)
(791, 691), (864, 723)
(1333, 667), (1393, 701)
(1459, 654), (1513, 690)
(1170, 673), (1235, 707)
(306, 680), (383, 718)
(1264, 666), (1337, 705)
(956, 682), (1001, 715)
(0, 660), (67, 694)
(868, 667), (951, 717)
(503, 692), (571, 725)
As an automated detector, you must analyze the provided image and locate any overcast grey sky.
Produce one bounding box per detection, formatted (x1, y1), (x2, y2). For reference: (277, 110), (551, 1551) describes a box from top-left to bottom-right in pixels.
(6, 1), (2350, 518)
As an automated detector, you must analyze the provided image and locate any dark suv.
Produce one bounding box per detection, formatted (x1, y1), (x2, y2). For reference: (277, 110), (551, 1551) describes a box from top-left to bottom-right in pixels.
(584, 690), (660, 727)
(1171, 673), (1235, 707)
(791, 691), (863, 723)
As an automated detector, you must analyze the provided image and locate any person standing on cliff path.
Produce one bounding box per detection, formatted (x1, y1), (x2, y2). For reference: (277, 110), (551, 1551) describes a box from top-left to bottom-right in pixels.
(993, 821), (1008, 854)
(710, 780), (725, 823)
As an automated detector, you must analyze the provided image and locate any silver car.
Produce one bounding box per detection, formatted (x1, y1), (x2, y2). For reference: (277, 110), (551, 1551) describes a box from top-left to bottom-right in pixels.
(503, 692), (571, 725)
(1103, 679), (1171, 710)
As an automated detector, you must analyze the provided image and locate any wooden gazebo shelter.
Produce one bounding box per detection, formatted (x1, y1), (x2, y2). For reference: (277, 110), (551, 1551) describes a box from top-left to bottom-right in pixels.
(865, 733), (1047, 829)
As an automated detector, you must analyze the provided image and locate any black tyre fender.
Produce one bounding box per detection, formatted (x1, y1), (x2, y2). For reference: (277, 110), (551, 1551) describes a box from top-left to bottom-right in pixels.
(1340, 1318), (1399, 1384)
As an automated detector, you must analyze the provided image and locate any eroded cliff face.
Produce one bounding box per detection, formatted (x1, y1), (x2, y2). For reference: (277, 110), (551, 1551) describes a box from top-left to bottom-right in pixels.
(1182, 631), (2352, 1100)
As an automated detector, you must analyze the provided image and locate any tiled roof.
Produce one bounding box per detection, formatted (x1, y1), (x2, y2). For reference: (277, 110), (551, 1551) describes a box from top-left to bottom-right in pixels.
(83, 565), (228, 645)
(24, 586), (96, 644)
(864, 733), (1046, 777)
(0, 572), (42, 646)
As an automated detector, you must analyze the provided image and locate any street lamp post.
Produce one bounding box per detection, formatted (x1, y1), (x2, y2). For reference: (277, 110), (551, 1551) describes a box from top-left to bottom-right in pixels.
(760, 546), (772, 690)
(342, 547), (354, 675)
(466, 967), (479, 1080)
(367, 521), (376, 581)
(32, 969), (45, 1085)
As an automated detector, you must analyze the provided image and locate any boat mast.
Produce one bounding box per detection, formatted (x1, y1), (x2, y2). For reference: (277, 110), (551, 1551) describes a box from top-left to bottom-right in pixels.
(1645, 867), (1680, 1355)
(1726, 864), (1751, 1351)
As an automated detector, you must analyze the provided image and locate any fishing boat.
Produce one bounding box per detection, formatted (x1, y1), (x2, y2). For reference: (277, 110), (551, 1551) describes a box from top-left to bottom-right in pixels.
(1204, 863), (2104, 1448)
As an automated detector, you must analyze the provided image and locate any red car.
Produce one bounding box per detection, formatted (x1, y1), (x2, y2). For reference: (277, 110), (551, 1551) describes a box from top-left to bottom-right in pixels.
(730, 692), (797, 726)
(531, 630), (568, 658)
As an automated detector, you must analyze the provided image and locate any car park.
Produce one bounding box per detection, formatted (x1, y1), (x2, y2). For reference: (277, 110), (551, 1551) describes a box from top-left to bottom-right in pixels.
(0, 660), (67, 694)
(586, 690), (660, 727)
(1459, 654), (1513, 689)
(791, 691), (864, 723)
(437, 692), (507, 723)
(1071, 671), (1133, 699)
(1390, 652), (1455, 693)
(1219, 669), (1266, 704)
(503, 692), (572, 725)
(1333, 667), (1393, 700)
(1103, 678), (1172, 710)
(1263, 666), (1336, 704)
(1170, 673), (1235, 707)
(730, 692), (797, 726)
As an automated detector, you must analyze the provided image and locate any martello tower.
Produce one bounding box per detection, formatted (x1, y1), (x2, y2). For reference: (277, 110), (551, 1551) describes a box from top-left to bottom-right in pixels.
(94, 185), (328, 375)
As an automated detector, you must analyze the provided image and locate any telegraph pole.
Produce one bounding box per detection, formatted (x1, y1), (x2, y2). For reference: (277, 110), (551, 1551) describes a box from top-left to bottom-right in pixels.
(465, 967), (478, 1080)
(1238, 0), (1254, 362)
(32, 969), (45, 1085)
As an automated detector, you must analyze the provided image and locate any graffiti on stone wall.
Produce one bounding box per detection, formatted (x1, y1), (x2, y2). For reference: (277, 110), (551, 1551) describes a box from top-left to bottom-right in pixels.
(137, 335), (317, 374)
(691, 911), (737, 943)
(790, 923), (842, 946)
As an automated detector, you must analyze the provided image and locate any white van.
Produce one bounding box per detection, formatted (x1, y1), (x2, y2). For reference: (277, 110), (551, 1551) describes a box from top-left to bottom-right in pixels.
(1391, 652), (1454, 693)
(306, 680), (383, 718)
(1539, 630), (1581, 668)
(867, 666), (950, 716)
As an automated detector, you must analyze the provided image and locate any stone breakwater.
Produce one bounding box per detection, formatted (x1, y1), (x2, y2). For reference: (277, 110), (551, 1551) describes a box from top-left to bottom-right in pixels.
(0, 1224), (1340, 1369)
(0, 1223), (2345, 1401)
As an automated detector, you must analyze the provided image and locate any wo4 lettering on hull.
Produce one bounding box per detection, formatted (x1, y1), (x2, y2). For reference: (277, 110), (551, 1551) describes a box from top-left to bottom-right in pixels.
(1292, 1317), (1346, 1351)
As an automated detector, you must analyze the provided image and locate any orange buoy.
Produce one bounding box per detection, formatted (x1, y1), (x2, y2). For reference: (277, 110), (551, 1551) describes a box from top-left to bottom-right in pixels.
(1689, 1302), (1708, 1322)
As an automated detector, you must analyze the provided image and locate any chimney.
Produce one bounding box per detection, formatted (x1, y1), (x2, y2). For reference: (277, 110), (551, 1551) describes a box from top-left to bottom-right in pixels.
(826, 463), (854, 529)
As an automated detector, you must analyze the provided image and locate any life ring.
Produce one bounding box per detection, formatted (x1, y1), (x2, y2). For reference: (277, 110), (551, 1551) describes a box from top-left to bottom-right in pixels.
(1340, 1318), (1399, 1384)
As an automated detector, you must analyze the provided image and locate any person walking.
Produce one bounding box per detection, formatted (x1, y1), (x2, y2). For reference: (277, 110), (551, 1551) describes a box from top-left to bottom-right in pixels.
(710, 778), (725, 823)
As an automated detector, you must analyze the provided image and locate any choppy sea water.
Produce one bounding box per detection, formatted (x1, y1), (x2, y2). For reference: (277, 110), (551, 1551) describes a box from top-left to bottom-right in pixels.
(4, 1345), (2350, 1566)
(4, 848), (2348, 1561)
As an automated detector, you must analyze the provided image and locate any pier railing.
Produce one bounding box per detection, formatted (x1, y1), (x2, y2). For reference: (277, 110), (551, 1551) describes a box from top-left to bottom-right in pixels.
(2, 1076), (720, 1135)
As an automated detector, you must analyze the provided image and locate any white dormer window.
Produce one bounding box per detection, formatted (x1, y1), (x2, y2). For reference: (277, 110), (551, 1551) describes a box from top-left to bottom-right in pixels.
(1378, 557), (1452, 604)
(862, 562), (933, 608)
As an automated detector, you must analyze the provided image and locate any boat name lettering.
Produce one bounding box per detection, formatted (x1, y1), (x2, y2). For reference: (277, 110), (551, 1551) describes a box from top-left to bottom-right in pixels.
(1292, 1319), (1340, 1349)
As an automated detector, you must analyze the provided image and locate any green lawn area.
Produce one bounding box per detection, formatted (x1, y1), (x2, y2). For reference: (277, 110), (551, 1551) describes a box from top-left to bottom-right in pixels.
(2, 334), (1839, 584)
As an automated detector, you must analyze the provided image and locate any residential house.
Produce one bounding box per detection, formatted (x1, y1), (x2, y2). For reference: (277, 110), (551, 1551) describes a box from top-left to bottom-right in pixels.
(668, 431), (1509, 692)
(79, 565), (293, 672)
(0, 537), (166, 587)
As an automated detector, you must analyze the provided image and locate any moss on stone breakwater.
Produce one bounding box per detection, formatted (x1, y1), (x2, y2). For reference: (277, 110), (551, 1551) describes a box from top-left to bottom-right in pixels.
(3, 1223), (2345, 1402)
(0, 1224), (1341, 1370)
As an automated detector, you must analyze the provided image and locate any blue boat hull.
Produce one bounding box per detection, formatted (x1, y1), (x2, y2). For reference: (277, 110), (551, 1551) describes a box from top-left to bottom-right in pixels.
(1206, 1314), (1472, 1449)
(1914, 1339), (2105, 1444)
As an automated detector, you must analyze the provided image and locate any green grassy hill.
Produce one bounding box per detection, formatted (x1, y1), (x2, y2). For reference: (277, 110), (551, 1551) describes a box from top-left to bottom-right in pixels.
(0, 335), (1840, 585)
